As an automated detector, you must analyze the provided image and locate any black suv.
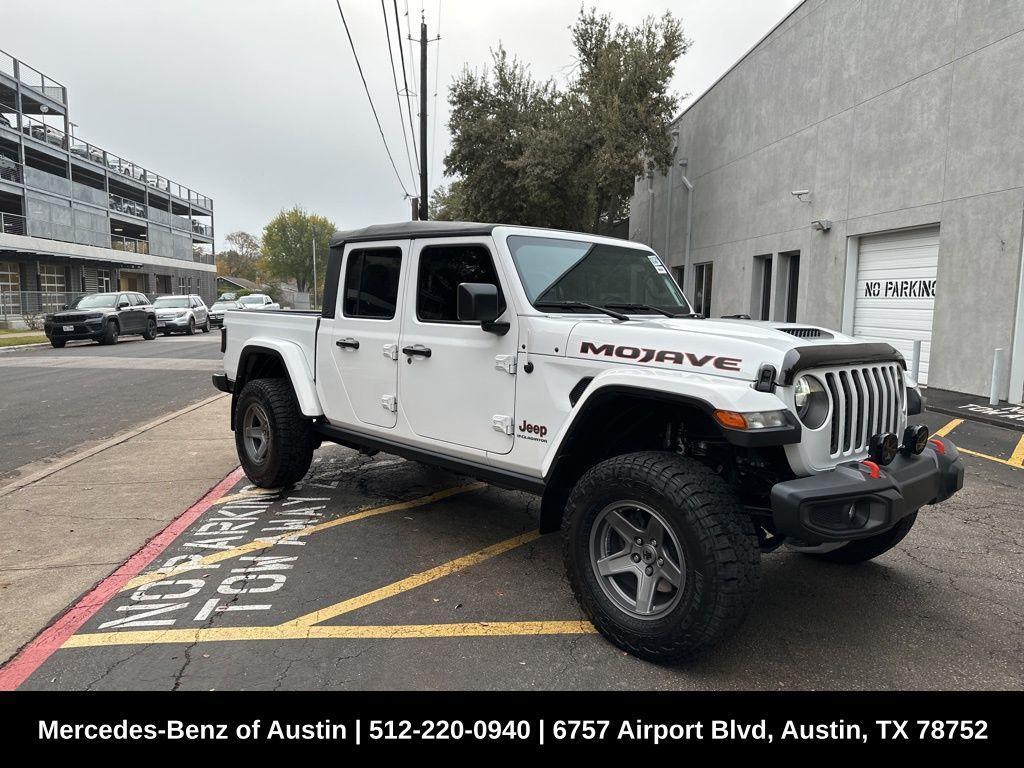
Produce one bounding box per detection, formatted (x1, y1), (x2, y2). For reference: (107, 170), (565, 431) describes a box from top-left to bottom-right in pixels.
(44, 292), (158, 348)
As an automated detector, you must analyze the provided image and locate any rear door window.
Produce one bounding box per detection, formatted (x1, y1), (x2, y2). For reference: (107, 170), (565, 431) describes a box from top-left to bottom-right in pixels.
(343, 248), (403, 319)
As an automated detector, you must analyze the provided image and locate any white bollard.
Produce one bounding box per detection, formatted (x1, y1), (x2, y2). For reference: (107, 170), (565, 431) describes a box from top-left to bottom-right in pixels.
(911, 340), (922, 383)
(990, 348), (1006, 406)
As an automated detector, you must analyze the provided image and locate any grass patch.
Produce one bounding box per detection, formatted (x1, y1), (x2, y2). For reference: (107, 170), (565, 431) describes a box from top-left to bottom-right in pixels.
(0, 334), (48, 347)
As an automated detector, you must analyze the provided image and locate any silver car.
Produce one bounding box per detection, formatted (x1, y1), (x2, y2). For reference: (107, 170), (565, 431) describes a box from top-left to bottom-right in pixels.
(153, 294), (210, 335)
(209, 299), (243, 328)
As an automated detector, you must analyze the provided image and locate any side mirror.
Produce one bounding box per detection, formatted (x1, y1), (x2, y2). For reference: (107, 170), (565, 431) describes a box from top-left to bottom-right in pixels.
(457, 283), (509, 336)
(457, 282), (500, 323)
(117, 301), (130, 309)
(61, 304), (68, 310)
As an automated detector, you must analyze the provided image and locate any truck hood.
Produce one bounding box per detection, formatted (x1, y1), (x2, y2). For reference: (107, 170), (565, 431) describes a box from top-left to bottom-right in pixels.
(564, 316), (886, 383)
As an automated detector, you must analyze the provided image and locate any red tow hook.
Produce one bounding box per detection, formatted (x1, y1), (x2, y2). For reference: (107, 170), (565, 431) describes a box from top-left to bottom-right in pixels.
(860, 460), (882, 479)
(929, 438), (947, 455)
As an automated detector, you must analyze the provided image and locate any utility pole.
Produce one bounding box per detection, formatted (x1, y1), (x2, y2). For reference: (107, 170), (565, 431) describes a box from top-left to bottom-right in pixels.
(418, 15), (429, 221)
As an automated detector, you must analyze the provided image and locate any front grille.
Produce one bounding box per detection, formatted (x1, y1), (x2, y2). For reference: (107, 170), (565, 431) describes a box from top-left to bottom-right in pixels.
(821, 363), (904, 458)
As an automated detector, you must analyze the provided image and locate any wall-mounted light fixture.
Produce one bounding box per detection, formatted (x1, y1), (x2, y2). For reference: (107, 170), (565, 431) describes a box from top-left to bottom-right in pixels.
(811, 219), (832, 232)
(791, 189), (811, 203)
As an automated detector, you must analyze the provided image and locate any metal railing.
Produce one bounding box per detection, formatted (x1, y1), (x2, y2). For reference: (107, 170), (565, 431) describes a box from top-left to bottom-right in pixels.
(191, 221), (213, 237)
(0, 156), (23, 183)
(109, 193), (147, 218)
(111, 234), (149, 254)
(69, 137), (107, 165)
(20, 114), (67, 150)
(0, 50), (67, 104)
(192, 249), (215, 265)
(0, 291), (76, 321)
(0, 212), (26, 236)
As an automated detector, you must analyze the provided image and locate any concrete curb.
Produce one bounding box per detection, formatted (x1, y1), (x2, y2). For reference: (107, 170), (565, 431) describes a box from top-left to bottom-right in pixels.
(0, 342), (49, 353)
(0, 392), (229, 498)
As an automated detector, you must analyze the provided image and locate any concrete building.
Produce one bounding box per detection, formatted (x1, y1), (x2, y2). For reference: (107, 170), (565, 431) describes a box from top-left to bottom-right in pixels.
(0, 48), (215, 326)
(631, 0), (1024, 402)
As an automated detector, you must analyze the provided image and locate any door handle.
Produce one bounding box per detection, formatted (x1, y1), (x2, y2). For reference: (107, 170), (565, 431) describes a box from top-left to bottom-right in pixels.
(402, 344), (432, 358)
(336, 338), (360, 350)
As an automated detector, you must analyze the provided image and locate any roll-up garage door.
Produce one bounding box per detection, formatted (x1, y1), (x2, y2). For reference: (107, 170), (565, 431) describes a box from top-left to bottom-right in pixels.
(853, 227), (938, 384)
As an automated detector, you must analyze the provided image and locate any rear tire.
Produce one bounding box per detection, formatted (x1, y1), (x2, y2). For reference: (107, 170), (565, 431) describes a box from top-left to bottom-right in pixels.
(802, 512), (918, 564)
(202, 319), (211, 333)
(50, 339), (66, 348)
(142, 318), (157, 340)
(234, 378), (315, 488)
(100, 321), (118, 345)
(563, 451), (760, 662)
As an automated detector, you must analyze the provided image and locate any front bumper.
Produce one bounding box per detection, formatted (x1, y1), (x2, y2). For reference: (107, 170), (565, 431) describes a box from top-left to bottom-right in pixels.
(156, 316), (190, 330)
(770, 437), (964, 544)
(44, 321), (104, 341)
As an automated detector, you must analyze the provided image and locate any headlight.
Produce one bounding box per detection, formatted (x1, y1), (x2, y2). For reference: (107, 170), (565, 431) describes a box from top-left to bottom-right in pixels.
(175, 311), (188, 318)
(794, 375), (829, 429)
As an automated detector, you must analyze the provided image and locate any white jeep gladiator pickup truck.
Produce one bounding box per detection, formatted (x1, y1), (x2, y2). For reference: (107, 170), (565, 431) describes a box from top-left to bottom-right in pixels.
(213, 221), (964, 661)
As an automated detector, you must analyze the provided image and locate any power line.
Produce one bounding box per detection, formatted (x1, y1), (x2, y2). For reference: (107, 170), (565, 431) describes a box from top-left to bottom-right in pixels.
(381, 0), (417, 186)
(393, 0), (420, 173)
(334, 0), (411, 197)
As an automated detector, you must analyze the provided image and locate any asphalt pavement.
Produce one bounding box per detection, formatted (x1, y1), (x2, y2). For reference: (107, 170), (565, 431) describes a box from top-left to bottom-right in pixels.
(0, 333), (222, 481)
(9, 409), (1021, 691)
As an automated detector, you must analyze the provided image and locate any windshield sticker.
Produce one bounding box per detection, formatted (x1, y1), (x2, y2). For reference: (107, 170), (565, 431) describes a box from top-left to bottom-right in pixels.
(647, 253), (669, 274)
(579, 340), (742, 371)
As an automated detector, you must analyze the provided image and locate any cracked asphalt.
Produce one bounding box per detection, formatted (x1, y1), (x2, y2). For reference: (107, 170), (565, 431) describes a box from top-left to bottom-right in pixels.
(14, 411), (1024, 691)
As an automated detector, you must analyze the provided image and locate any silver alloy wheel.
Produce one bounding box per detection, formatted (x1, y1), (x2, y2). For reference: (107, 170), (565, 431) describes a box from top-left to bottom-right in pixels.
(243, 403), (271, 465)
(589, 501), (685, 619)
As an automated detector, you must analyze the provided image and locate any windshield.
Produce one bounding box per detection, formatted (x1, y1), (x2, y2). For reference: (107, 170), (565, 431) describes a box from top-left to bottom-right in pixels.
(154, 297), (189, 308)
(507, 236), (692, 314)
(70, 294), (117, 309)
(211, 302), (236, 311)
(239, 295), (264, 305)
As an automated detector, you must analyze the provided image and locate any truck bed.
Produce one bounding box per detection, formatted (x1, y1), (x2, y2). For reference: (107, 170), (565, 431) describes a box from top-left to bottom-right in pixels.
(221, 309), (320, 384)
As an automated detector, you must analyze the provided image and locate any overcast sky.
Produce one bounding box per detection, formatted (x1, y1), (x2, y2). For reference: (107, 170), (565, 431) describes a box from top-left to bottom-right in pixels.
(2, 0), (797, 241)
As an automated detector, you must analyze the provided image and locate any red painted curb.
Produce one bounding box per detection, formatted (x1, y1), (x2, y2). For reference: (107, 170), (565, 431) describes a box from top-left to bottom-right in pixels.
(0, 466), (246, 691)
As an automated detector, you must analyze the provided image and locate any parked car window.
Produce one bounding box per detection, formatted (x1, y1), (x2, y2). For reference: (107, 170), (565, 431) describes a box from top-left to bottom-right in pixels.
(154, 296), (189, 308)
(134, 293), (149, 305)
(416, 244), (505, 323)
(343, 248), (402, 319)
(70, 294), (117, 309)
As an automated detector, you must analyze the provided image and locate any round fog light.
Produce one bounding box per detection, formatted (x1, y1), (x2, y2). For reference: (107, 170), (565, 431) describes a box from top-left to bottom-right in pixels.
(869, 432), (899, 465)
(903, 424), (930, 455)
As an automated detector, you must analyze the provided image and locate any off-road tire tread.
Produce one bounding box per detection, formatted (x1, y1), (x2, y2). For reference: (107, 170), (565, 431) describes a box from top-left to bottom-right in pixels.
(235, 377), (315, 488)
(563, 451), (760, 662)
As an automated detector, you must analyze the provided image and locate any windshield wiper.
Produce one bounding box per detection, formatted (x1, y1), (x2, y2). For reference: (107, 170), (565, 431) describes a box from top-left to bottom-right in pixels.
(534, 301), (630, 321)
(604, 302), (687, 318)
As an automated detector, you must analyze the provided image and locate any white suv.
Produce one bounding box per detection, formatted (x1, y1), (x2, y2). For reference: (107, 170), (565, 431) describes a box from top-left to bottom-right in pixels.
(213, 221), (963, 661)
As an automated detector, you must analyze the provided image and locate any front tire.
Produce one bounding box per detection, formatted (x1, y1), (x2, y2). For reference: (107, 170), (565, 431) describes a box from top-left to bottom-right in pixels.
(100, 321), (119, 345)
(50, 339), (66, 348)
(234, 378), (315, 488)
(185, 317), (195, 336)
(563, 452), (760, 663)
(801, 512), (918, 564)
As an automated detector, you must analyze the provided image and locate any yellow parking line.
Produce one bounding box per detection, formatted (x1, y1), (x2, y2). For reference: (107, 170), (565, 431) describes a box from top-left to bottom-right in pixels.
(280, 530), (542, 628)
(62, 620), (597, 649)
(119, 483), (486, 592)
(959, 447), (1021, 468)
(1009, 435), (1024, 468)
(932, 418), (963, 438)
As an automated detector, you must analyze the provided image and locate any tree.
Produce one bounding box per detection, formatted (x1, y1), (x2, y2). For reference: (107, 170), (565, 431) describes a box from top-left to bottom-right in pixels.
(260, 207), (336, 297)
(216, 231), (264, 281)
(437, 9), (688, 234)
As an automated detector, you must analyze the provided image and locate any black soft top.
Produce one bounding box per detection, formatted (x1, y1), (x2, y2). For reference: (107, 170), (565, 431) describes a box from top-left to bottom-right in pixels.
(329, 221), (497, 249)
